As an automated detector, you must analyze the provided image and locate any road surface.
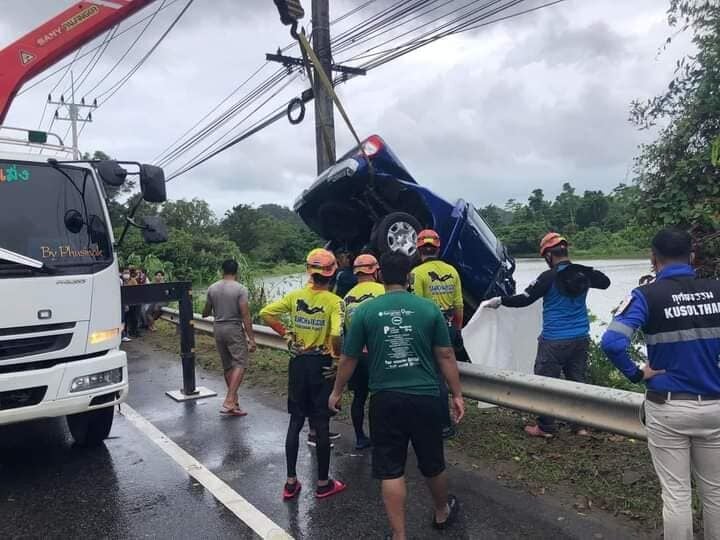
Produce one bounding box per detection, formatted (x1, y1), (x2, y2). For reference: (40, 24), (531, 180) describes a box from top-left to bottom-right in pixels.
(0, 340), (652, 539)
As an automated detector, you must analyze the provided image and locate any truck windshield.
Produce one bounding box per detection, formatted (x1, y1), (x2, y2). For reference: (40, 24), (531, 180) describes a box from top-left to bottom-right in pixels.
(0, 160), (112, 276)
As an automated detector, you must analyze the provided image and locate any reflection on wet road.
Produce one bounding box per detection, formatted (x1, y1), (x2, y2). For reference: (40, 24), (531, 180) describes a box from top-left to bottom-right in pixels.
(1, 341), (649, 539)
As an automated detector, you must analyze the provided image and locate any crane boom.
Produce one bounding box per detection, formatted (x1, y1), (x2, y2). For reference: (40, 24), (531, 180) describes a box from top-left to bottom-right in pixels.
(0, 0), (160, 124)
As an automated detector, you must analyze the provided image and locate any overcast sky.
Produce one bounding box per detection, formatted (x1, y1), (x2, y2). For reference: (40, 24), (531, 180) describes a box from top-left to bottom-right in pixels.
(1, 0), (692, 216)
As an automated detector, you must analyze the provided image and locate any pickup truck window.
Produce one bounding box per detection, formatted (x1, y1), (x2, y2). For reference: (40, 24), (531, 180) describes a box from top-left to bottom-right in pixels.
(0, 161), (112, 276)
(468, 206), (498, 252)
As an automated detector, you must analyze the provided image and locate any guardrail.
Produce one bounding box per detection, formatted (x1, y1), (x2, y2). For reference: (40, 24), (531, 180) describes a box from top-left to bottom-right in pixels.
(160, 307), (646, 440)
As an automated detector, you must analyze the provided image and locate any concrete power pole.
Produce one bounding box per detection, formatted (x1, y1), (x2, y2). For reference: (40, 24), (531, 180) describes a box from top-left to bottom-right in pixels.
(311, 0), (335, 174)
(48, 72), (96, 160)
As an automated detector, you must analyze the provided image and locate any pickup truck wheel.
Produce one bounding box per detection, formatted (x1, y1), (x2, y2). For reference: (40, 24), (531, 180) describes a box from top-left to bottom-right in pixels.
(67, 406), (114, 447)
(375, 212), (421, 256)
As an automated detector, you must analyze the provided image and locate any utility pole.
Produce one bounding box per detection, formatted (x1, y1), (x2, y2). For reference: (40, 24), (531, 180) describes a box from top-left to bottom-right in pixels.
(48, 72), (96, 160)
(311, 0), (335, 174)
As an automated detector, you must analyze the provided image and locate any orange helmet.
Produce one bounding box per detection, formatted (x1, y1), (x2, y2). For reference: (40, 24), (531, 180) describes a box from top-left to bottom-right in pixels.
(539, 232), (567, 257)
(353, 254), (379, 275)
(306, 248), (337, 277)
(416, 229), (441, 249)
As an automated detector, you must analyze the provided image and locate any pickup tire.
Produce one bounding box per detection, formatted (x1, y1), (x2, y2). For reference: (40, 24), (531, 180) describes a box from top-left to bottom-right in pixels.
(374, 212), (422, 257)
(67, 406), (114, 447)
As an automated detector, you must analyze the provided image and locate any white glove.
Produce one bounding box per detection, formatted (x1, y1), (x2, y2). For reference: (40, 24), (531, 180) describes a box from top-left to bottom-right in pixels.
(483, 297), (502, 309)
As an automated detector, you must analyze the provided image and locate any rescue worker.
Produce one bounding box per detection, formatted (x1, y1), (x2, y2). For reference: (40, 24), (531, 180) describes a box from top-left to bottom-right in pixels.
(344, 253), (385, 450)
(486, 232), (610, 438)
(260, 248), (347, 501)
(333, 248), (358, 298)
(601, 228), (720, 540)
(411, 229), (463, 439)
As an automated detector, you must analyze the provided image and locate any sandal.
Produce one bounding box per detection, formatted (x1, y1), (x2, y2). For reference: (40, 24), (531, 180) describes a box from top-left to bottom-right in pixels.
(220, 406), (247, 417)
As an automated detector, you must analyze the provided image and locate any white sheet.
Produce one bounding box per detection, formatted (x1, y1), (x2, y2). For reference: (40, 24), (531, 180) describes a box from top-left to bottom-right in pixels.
(462, 301), (542, 374)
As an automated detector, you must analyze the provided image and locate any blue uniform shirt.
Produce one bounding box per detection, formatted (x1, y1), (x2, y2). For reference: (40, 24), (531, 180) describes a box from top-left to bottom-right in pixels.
(601, 264), (720, 394)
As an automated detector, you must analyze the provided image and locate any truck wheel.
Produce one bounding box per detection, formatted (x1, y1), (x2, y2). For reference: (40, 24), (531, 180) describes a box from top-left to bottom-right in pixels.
(374, 212), (422, 256)
(67, 406), (114, 447)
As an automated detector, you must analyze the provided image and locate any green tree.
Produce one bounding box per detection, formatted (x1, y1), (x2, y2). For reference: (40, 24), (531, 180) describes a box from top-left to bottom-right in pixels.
(161, 198), (216, 231)
(630, 0), (720, 275)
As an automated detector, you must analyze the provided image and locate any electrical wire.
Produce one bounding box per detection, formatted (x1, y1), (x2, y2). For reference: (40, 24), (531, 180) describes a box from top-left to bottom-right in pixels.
(82, 1), (167, 99)
(63, 25), (119, 98)
(17, 0), (183, 97)
(96, 0), (195, 105)
(37, 48), (83, 128)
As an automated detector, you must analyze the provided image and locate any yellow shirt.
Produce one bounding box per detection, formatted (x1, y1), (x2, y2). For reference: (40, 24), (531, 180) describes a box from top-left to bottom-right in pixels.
(260, 287), (344, 354)
(411, 259), (463, 312)
(344, 281), (386, 330)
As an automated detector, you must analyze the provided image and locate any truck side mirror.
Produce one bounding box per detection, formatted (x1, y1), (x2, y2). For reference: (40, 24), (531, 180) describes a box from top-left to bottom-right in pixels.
(96, 160), (127, 187)
(141, 216), (168, 244)
(140, 164), (167, 203)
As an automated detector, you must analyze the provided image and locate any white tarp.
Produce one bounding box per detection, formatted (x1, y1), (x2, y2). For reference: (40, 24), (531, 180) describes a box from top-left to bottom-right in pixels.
(462, 301), (542, 374)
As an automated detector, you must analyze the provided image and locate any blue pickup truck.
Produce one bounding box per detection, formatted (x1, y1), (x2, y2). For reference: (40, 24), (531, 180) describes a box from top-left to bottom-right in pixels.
(294, 134), (516, 317)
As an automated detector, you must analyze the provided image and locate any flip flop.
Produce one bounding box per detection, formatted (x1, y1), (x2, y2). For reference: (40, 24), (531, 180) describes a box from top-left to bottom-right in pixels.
(220, 407), (247, 417)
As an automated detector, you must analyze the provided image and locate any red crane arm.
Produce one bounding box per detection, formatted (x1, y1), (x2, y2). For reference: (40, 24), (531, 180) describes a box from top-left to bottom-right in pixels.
(0, 0), (160, 124)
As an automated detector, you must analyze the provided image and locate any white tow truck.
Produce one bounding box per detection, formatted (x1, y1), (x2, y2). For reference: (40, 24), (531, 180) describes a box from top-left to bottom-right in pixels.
(0, 127), (166, 446)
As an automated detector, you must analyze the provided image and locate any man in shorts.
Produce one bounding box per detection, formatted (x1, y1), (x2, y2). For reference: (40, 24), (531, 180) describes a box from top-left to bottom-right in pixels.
(203, 259), (257, 416)
(261, 248), (347, 500)
(330, 252), (464, 540)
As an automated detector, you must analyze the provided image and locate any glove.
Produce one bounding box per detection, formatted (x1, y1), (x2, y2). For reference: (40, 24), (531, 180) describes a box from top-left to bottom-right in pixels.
(483, 297), (502, 309)
(322, 363), (338, 380)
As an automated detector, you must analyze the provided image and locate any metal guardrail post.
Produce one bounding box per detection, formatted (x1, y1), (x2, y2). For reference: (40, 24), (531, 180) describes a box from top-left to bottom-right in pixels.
(178, 284), (197, 396)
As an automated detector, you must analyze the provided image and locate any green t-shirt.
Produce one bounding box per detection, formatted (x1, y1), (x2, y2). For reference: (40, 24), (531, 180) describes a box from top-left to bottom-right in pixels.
(343, 290), (451, 396)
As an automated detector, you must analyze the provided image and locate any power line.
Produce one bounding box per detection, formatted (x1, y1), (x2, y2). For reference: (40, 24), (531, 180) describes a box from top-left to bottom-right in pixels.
(17, 0), (183, 97)
(96, 0), (195, 106)
(37, 48), (83, 128)
(63, 25), (119, 97)
(83, 0), (167, 99)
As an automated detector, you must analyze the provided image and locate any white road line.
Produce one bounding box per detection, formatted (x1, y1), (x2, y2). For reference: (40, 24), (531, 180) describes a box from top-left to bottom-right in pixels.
(121, 404), (293, 540)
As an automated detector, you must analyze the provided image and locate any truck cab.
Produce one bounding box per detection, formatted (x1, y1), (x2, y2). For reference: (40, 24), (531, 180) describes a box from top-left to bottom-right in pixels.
(294, 134), (516, 319)
(0, 127), (165, 446)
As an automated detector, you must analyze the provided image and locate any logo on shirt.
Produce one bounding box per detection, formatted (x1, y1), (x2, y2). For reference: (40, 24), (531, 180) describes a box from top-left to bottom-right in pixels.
(296, 299), (324, 315)
(429, 271), (453, 283)
(346, 293), (374, 305)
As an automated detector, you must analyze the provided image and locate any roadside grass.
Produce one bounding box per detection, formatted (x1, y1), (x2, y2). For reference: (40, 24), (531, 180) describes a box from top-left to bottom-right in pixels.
(144, 320), (661, 529)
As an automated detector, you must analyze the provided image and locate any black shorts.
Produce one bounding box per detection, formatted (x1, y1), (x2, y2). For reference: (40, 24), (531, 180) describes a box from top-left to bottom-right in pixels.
(348, 354), (369, 393)
(287, 353), (334, 418)
(369, 391), (445, 480)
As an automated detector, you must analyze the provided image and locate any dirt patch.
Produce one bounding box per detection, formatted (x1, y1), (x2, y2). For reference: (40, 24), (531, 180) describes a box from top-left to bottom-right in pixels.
(143, 320), (662, 532)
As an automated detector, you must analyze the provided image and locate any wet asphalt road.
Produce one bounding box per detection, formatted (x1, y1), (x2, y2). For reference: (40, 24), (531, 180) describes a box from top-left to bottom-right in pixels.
(0, 341), (650, 539)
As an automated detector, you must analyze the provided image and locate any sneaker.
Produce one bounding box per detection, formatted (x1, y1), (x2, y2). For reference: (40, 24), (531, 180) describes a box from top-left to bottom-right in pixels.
(121, 336), (132, 342)
(432, 494), (459, 530)
(524, 424), (553, 438)
(282, 480), (301, 501)
(355, 435), (372, 450)
(306, 434), (334, 448)
(329, 431), (341, 440)
(315, 478), (347, 499)
(442, 426), (457, 440)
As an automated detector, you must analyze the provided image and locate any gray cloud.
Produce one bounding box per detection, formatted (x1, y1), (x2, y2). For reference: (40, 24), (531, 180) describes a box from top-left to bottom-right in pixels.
(0, 0), (693, 215)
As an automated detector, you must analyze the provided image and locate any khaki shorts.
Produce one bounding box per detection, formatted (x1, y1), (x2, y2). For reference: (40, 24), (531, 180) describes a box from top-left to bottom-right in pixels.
(214, 323), (249, 371)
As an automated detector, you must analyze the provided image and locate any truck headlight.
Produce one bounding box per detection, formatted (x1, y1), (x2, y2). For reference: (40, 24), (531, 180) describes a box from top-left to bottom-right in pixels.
(70, 368), (123, 392)
(88, 328), (120, 345)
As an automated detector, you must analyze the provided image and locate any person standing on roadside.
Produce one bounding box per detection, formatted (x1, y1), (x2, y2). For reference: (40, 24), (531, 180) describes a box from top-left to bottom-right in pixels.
(203, 260), (257, 417)
(486, 233), (610, 438)
(411, 229), (463, 439)
(145, 270), (167, 332)
(330, 252), (464, 540)
(333, 248), (358, 298)
(260, 248), (347, 501)
(344, 254), (385, 450)
(601, 228), (720, 540)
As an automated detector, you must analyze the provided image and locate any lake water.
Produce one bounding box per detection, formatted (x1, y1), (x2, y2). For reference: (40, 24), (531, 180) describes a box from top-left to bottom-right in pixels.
(260, 258), (652, 337)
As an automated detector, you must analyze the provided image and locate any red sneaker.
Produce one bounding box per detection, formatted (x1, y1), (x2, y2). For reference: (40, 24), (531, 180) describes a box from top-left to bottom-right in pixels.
(282, 481), (301, 501)
(524, 425), (553, 438)
(315, 479), (347, 499)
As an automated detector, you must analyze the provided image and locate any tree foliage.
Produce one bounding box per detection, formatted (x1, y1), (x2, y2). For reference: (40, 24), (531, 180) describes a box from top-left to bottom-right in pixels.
(630, 0), (720, 275)
(479, 182), (650, 257)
